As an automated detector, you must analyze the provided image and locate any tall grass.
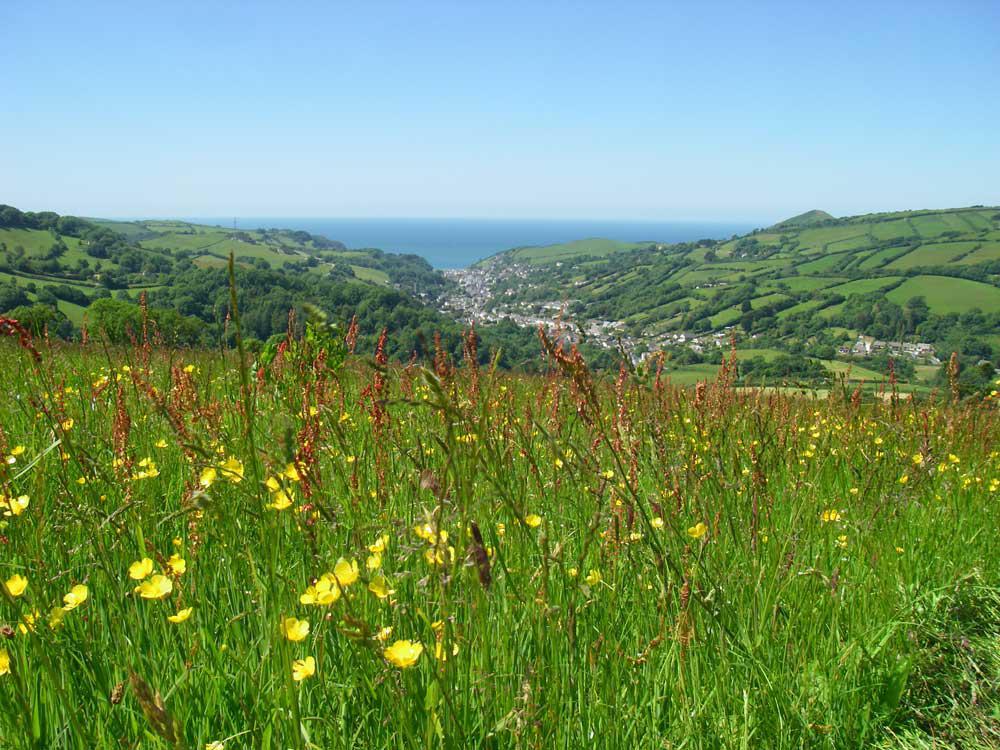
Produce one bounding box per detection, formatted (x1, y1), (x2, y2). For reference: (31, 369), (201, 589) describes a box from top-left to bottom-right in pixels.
(0, 313), (997, 749)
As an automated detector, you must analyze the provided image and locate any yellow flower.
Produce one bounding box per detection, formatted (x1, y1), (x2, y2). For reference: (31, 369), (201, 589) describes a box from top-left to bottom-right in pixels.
(820, 509), (841, 523)
(128, 557), (155, 580)
(167, 607), (193, 623)
(10, 445), (25, 457)
(281, 616), (310, 642)
(61, 418), (74, 431)
(219, 457), (244, 483)
(300, 575), (341, 606)
(333, 558), (359, 588)
(18, 610), (39, 635)
(384, 639), (423, 668)
(651, 517), (664, 529)
(134, 574), (173, 600)
(199, 467), (217, 488)
(0, 648), (9, 676)
(292, 655), (316, 681)
(264, 475), (281, 492)
(366, 553), (382, 571)
(687, 522), (708, 539)
(267, 489), (293, 511)
(62, 584), (89, 610)
(911, 453), (924, 465)
(368, 534), (389, 554)
(2, 495), (29, 516)
(567, 567), (578, 578)
(899, 474), (909, 485)
(585, 569), (602, 586)
(836, 535), (848, 549)
(48, 606), (66, 629)
(206, 742), (225, 750)
(283, 463), (301, 482)
(4, 574), (27, 597)
(524, 514), (542, 528)
(167, 554), (186, 576)
(155, 439), (168, 449)
(183, 364), (196, 374)
(368, 575), (395, 599)
(414, 522), (434, 541)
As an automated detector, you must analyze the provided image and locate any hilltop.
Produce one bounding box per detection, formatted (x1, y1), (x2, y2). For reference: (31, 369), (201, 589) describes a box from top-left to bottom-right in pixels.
(770, 209), (835, 229)
(443, 205), (1000, 392)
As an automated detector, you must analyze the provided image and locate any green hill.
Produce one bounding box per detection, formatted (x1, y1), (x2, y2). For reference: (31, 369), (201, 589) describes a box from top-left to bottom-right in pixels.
(770, 209), (835, 229)
(472, 204), (1000, 386)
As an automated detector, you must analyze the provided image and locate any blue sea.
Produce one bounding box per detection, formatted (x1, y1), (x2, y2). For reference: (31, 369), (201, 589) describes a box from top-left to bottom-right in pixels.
(185, 218), (759, 269)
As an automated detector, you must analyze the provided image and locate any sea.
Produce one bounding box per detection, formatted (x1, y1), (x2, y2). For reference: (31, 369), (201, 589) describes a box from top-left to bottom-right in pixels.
(185, 218), (760, 269)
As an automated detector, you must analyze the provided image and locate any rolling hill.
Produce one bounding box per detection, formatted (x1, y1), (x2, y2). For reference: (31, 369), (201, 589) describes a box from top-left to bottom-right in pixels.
(452, 205), (1000, 390)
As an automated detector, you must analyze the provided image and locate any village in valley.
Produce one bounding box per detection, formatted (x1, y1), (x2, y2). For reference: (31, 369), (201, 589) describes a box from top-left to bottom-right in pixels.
(440, 259), (941, 366)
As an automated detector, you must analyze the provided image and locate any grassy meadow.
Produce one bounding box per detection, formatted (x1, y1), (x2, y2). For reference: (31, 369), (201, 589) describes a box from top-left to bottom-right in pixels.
(0, 310), (999, 749)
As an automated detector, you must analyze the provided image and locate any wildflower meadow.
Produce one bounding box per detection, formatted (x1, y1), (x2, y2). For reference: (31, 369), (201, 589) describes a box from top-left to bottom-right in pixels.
(0, 293), (998, 749)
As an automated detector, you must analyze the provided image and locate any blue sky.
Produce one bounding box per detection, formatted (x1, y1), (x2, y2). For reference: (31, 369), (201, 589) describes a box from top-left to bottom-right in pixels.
(2, 0), (998, 221)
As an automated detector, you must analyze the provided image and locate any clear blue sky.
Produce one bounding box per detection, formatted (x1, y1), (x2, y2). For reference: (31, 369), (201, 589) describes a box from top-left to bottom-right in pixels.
(2, 0), (998, 222)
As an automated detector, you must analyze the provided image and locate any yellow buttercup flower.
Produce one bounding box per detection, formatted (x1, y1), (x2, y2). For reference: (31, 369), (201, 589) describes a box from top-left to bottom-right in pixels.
(4, 574), (27, 597)
(300, 575), (341, 606)
(283, 463), (301, 482)
(128, 557), (155, 580)
(134, 574), (173, 600)
(48, 606), (66, 629)
(585, 569), (602, 586)
(167, 554), (186, 576)
(368, 534), (389, 554)
(155, 439), (168, 449)
(820, 509), (841, 523)
(18, 610), (39, 635)
(292, 655), (315, 681)
(199, 467), (218, 488)
(687, 522), (708, 539)
(281, 616), (310, 642)
(384, 639), (423, 668)
(0, 648), (9, 676)
(2, 495), (29, 516)
(267, 489), (293, 511)
(651, 517), (664, 529)
(368, 575), (395, 599)
(333, 558), (359, 588)
(366, 553), (382, 570)
(524, 514), (542, 528)
(62, 584), (89, 610)
(61, 418), (74, 431)
(219, 457), (244, 483)
(167, 607), (193, 623)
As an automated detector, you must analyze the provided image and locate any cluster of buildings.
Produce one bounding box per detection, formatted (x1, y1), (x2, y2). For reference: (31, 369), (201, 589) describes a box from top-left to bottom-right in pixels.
(838, 336), (939, 363)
